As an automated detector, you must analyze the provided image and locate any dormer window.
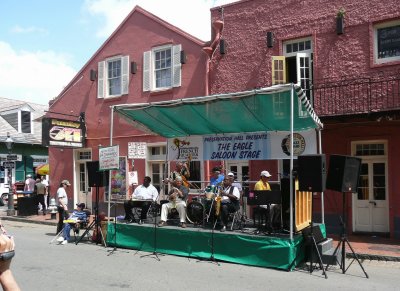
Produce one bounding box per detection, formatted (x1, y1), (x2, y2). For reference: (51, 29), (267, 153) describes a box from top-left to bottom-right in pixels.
(21, 111), (31, 133)
(0, 109), (32, 134)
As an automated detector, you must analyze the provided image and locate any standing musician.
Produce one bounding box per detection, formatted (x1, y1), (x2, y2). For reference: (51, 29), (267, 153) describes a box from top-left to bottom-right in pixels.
(165, 160), (191, 188)
(216, 177), (240, 232)
(124, 176), (158, 224)
(158, 176), (188, 228)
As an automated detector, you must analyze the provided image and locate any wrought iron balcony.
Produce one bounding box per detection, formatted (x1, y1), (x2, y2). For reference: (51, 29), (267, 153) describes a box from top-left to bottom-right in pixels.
(312, 70), (400, 117)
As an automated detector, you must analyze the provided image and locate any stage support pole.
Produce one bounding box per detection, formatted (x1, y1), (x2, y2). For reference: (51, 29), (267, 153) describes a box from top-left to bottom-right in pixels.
(289, 84), (294, 241)
(107, 106), (115, 221)
(317, 129), (324, 224)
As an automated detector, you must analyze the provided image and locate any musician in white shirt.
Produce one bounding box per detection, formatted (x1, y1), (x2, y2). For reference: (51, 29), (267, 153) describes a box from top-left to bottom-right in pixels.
(123, 176), (158, 224)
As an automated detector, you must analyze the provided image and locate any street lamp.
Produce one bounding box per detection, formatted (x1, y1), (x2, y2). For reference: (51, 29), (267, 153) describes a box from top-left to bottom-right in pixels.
(5, 132), (15, 216)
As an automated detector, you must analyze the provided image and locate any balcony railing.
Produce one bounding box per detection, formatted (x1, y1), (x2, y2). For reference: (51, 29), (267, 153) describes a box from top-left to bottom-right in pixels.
(312, 70), (400, 117)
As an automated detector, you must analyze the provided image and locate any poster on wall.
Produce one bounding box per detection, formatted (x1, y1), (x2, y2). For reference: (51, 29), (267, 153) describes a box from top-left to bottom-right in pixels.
(128, 142), (146, 159)
(99, 145), (119, 171)
(110, 157), (127, 201)
(128, 171), (138, 185)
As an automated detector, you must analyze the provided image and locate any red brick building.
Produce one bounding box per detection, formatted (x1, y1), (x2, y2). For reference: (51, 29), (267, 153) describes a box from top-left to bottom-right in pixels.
(46, 6), (207, 211)
(208, 0), (400, 237)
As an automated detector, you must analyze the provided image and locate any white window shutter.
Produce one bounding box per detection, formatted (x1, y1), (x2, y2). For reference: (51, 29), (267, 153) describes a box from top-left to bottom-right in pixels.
(143, 51), (151, 92)
(172, 44), (182, 88)
(97, 61), (105, 98)
(121, 55), (129, 95)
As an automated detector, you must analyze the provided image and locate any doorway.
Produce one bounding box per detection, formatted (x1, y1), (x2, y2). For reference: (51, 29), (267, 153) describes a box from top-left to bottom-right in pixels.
(352, 141), (389, 233)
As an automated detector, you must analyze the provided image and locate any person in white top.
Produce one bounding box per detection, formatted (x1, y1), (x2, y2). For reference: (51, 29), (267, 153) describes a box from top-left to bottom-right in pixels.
(56, 180), (70, 234)
(41, 176), (49, 209)
(218, 177), (240, 232)
(123, 176), (158, 224)
(24, 174), (35, 193)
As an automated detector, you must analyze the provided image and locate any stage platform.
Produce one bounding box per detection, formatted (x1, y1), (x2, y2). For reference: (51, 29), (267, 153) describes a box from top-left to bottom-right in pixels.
(105, 222), (315, 270)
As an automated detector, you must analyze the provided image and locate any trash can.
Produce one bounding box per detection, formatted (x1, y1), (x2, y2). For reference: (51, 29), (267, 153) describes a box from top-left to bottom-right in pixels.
(17, 194), (38, 216)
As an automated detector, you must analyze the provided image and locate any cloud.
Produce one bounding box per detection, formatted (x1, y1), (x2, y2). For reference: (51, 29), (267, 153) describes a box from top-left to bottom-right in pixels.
(10, 25), (48, 35)
(83, 0), (237, 41)
(0, 41), (76, 104)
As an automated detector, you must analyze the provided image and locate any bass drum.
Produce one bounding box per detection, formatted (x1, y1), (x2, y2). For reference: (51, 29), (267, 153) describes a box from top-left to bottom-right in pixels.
(186, 201), (204, 225)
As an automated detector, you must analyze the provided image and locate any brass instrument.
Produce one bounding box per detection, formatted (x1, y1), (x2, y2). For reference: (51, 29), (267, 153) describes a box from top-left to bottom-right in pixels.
(169, 187), (179, 208)
(215, 182), (223, 216)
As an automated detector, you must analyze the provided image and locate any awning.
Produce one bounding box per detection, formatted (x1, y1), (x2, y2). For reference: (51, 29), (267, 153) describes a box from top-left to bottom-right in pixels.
(114, 84), (323, 138)
(36, 164), (49, 175)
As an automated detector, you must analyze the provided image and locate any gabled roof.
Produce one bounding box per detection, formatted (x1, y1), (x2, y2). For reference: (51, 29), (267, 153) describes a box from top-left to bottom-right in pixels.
(0, 97), (48, 145)
(50, 5), (207, 109)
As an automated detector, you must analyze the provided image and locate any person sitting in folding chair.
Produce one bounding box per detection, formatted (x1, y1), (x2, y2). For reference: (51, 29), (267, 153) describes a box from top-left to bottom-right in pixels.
(158, 176), (188, 228)
(57, 203), (87, 245)
(215, 177), (240, 232)
(124, 176), (158, 224)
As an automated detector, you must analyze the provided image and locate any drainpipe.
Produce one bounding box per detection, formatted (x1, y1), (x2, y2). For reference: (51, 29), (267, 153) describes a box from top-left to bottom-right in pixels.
(202, 19), (224, 182)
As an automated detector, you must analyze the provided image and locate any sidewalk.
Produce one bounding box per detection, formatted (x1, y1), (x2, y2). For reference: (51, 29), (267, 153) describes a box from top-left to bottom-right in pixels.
(1, 212), (399, 261)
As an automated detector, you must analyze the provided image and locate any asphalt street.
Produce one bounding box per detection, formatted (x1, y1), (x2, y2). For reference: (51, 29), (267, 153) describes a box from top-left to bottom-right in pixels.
(2, 220), (400, 291)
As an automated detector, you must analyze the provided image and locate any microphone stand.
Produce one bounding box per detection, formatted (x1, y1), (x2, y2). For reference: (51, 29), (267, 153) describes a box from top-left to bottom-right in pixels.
(107, 202), (128, 255)
(140, 201), (164, 261)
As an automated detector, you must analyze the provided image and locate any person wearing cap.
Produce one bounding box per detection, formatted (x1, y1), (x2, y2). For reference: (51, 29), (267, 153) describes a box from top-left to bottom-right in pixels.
(56, 180), (71, 234)
(57, 203), (87, 245)
(254, 171), (279, 231)
(210, 166), (224, 186)
(227, 172), (243, 195)
(124, 176), (158, 224)
(254, 171), (272, 191)
(158, 176), (188, 228)
(24, 174), (36, 193)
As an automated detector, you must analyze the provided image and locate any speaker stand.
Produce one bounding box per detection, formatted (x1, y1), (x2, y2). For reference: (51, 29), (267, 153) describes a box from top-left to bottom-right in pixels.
(325, 192), (368, 278)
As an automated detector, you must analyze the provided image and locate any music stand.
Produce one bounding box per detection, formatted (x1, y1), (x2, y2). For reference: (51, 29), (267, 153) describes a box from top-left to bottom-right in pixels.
(140, 201), (164, 261)
(325, 191), (368, 278)
(248, 190), (281, 234)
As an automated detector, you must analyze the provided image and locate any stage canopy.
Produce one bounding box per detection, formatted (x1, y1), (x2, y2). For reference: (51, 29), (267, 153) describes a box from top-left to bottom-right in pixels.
(114, 84), (323, 138)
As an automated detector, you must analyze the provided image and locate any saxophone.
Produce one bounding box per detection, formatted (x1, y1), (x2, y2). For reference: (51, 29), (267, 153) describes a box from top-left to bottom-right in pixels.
(215, 182), (223, 216)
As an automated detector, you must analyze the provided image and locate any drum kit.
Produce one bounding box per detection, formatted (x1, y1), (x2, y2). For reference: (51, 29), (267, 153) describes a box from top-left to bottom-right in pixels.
(186, 185), (218, 225)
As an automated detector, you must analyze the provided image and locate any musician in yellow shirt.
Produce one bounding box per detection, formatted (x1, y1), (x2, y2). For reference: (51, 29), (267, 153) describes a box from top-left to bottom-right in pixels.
(254, 170), (272, 190)
(124, 176), (158, 224)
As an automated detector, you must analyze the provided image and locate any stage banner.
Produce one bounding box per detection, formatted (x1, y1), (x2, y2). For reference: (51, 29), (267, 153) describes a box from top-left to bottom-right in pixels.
(269, 129), (317, 159)
(203, 132), (269, 160)
(167, 136), (203, 161)
(168, 130), (316, 161)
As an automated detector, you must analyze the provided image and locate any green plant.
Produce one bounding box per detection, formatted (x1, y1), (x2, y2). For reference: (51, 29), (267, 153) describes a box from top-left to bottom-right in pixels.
(337, 7), (346, 18)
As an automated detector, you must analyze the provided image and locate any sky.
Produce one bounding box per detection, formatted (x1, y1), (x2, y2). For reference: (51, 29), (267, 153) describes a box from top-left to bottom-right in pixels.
(0, 0), (237, 105)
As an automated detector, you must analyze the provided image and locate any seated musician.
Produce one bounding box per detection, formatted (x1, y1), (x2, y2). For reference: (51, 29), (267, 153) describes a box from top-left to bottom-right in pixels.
(158, 176), (188, 228)
(57, 203), (87, 245)
(216, 177), (240, 232)
(124, 176), (158, 224)
(254, 170), (280, 230)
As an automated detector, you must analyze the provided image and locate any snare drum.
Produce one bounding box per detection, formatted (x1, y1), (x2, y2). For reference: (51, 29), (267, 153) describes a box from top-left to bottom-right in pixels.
(205, 185), (217, 200)
(186, 201), (204, 225)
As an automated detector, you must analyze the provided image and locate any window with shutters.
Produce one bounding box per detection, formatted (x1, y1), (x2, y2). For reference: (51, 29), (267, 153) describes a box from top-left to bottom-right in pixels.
(272, 37), (313, 117)
(97, 55), (129, 98)
(143, 44), (182, 92)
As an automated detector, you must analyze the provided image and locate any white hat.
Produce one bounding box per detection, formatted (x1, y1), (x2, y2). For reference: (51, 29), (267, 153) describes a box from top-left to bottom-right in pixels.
(227, 172), (234, 176)
(261, 170), (272, 178)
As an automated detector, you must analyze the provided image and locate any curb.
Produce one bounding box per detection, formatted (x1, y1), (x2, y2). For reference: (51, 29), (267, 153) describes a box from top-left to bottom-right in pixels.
(1, 216), (57, 226)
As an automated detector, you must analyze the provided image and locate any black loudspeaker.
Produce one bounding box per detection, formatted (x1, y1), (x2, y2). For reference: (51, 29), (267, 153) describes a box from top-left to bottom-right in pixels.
(326, 155), (361, 192)
(87, 161), (109, 187)
(266, 31), (274, 48)
(298, 154), (326, 192)
(219, 39), (226, 54)
(90, 69), (97, 81)
(130, 62), (137, 74)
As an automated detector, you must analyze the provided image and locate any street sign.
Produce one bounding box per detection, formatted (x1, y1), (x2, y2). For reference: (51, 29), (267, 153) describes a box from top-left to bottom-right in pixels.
(2, 161), (15, 168)
(6, 154), (18, 161)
